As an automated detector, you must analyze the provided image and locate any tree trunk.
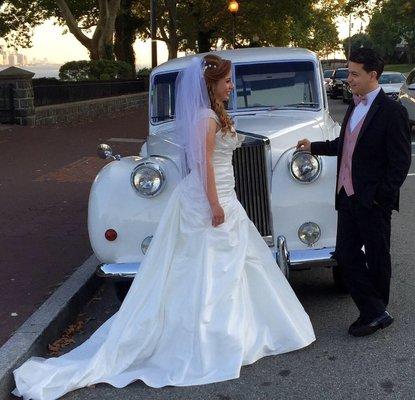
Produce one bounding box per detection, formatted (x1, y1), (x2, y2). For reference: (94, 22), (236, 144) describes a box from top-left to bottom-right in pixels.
(56, 0), (120, 61)
(114, 0), (144, 77)
(197, 30), (213, 53)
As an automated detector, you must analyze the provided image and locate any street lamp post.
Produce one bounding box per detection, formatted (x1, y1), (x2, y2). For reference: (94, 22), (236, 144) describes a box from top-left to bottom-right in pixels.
(228, 0), (239, 48)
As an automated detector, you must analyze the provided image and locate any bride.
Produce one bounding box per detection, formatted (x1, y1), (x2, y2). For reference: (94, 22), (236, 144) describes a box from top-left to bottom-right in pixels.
(13, 54), (315, 400)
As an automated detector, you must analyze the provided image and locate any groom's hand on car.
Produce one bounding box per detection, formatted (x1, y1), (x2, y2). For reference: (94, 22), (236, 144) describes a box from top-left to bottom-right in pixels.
(296, 139), (311, 152)
(211, 204), (225, 227)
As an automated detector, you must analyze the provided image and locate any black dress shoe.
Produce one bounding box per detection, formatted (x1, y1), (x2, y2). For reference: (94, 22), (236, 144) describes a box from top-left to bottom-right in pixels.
(350, 311), (394, 337)
(348, 316), (362, 334)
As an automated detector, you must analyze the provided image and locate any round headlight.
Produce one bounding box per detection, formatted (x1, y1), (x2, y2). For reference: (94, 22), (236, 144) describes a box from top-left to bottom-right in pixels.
(298, 222), (321, 246)
(131, 162), (166, 197)
(289, 151), (321, 183)
(141, 235), (153, 254)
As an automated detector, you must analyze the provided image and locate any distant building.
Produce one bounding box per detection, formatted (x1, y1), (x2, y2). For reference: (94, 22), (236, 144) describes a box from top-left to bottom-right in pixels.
(16, 53), (25, 65)
(8, 53), (16, 66)
(321, 58), (347, 70)
(0, 45), (6, 66)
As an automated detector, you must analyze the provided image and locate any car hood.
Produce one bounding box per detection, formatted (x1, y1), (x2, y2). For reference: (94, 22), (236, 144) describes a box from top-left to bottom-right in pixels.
(380, 83), (403, 93)
(234, 111), (329, 167)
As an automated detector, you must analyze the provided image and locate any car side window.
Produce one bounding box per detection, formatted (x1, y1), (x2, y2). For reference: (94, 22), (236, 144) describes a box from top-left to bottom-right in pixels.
(408, 71), (415, 85)
(151, 72), (178, 123)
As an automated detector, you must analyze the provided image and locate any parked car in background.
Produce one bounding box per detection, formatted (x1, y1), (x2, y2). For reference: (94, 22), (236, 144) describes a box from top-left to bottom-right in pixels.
(323, 69), (334, 93)
(342, 81), (352, 103)
(379, 71), (406, 101)
(399, 67), (415, 127)
(341, 71), (406, 104)
(327, 68), (348, 99)
(89, 47), (345, 300)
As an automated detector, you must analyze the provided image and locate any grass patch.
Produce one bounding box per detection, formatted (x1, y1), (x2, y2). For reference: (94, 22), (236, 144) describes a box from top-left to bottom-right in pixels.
(384, 64), (415, 74)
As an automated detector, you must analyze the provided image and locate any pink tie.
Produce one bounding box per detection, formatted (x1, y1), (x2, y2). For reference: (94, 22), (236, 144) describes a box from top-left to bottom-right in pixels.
(353, 94), (368, 106)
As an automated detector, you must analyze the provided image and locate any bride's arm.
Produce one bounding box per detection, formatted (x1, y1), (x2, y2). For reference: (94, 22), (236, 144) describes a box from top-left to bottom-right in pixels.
(206, 118), (225, 227)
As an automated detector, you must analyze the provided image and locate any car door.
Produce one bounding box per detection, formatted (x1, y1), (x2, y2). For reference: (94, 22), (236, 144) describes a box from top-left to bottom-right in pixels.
(400, 69), (415, 123)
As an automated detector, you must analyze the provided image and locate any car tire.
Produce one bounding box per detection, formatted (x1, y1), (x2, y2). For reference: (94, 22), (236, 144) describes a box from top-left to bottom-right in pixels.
(330, 93), (337, 99)
(332, 264), (349, 293)
(342, 96), (348, 103)
(114, 281), (132, 302)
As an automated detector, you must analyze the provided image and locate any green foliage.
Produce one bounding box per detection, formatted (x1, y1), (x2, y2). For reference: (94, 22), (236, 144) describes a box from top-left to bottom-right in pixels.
(368, 0), (415, 63)
(384, 64), (415, 74)
(2, 0), (366, 63)
(342, 33), (374, 58)
(59, 61), (91, 81)
(132, 0), (344, 58)
(59, 59), (133, 81)
(89, 59), (132, 80)
(136, 67), (152, 76)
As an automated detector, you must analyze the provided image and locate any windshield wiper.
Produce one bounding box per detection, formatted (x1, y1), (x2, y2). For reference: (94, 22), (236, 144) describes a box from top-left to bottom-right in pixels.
(282, 102), (319, 108)
(267, 102), (319, 111)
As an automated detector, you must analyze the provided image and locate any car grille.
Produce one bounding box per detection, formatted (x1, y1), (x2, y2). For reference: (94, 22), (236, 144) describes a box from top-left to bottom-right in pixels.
(233, 134), (273, 245)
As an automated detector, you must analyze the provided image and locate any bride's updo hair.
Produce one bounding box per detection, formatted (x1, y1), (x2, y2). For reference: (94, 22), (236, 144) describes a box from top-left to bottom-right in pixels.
(203, 54), (234, 134)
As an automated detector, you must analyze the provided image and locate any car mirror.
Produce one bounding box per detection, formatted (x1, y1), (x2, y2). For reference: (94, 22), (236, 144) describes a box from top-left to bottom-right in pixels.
(97, 144), (122, 161)
(97, 143), (113, 159)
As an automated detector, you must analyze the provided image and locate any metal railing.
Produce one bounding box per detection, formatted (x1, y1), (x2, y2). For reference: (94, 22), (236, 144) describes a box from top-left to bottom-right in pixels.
(33, 77), (149, 107)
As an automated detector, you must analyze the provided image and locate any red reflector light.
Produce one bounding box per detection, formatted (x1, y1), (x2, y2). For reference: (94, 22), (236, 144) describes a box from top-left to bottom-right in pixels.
(105, 229), (117, 241)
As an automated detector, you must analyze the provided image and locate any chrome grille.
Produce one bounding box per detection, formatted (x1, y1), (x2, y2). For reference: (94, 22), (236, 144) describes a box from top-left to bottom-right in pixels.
(233, 134), (273, 244)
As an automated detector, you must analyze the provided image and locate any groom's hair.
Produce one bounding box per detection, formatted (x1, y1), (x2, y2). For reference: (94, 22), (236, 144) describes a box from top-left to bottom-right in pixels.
(349, 48), (384, 81)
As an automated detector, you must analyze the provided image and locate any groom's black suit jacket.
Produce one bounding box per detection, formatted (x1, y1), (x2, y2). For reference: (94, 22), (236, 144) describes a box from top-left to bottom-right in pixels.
(311, 89), (411, 211)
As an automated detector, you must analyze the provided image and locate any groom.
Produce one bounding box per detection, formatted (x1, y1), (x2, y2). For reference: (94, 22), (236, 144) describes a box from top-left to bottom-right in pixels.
(297, 48), (411, 337)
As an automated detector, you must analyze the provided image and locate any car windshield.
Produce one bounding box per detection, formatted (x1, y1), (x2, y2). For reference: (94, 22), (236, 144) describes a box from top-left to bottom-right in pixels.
(235, 61), (320, 110)
(324, 70), (333, 78)
(334, 69), (348, 79)
(379, 73), (406, 84)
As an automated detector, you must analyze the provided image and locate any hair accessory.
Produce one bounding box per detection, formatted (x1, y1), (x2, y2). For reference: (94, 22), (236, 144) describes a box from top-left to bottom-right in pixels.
(203, 61), (217, 72)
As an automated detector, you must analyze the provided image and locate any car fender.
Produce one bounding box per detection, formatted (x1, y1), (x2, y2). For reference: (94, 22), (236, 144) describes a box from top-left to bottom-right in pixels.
(88, 155), (181, 263)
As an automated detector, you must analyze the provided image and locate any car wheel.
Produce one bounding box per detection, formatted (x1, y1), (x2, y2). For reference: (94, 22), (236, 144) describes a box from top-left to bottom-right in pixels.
(330, 93), (337, 99)
(332, 264), (349, 293)
(342, 96), (348, 103)
(113, 281), (132, 302)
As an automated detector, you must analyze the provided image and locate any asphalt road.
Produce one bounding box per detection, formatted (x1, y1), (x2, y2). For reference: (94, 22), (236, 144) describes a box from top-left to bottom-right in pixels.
(35, 98), (415, 400)
(0, 109), (147, 347)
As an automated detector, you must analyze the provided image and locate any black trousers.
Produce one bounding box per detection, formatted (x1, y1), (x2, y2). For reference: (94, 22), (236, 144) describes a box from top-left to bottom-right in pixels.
(336, 188), (392, 321)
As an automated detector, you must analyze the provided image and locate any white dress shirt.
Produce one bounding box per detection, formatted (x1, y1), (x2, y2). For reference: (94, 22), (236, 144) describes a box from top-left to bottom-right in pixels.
(349, 86), (381, 131)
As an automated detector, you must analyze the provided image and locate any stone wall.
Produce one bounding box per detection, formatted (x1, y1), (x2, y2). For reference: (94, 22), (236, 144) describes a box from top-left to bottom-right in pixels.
(34, 92), (148, 126)
(0, 67), (35, 125)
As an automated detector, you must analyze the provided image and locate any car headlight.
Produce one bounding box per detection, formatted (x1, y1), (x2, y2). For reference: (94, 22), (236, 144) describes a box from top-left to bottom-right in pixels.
(141, 235), (153, 254)
(289, 151), (321, 183)
(131, 162), (166, 197)
(298, 222), (321, 246)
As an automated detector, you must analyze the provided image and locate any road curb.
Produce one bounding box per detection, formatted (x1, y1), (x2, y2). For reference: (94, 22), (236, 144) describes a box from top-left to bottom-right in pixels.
(0, 254), (101, 399)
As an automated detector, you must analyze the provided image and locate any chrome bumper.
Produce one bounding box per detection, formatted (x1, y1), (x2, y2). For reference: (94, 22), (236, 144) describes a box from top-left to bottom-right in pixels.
(96, 236), (337, 280)
(96, 262), (141, 280)
(276, 235), (337, 277)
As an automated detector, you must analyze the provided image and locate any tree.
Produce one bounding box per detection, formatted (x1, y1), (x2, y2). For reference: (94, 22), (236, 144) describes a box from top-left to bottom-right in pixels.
(133, 0), (344, 58)
(342, 32), (374, 58)
(114, 0), (145, 76)
(367, 9), (401, 63)
(1, 0), (121, 60)
(367, 0), (415, 63)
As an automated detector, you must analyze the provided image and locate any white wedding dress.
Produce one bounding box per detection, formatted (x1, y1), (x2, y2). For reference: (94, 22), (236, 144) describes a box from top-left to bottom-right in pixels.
(13, 112), (315, 400)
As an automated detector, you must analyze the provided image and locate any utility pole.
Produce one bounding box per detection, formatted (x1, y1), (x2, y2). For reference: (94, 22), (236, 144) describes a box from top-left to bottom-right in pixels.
(347, 14), (352, 60)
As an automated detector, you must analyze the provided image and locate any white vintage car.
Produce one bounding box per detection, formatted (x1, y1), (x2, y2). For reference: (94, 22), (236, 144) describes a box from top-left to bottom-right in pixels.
(89, 47), (344, 299)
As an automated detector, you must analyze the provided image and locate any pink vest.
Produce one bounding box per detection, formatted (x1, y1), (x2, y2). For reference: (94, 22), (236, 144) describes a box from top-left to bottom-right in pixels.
(337, 115), (366, 195)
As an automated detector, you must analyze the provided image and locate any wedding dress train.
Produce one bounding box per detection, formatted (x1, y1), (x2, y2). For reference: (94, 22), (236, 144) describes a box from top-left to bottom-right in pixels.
(13, 112), (315, 400)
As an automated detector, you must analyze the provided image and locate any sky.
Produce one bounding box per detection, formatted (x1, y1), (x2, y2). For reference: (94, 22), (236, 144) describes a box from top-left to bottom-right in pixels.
(1, 15), (367, 67)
